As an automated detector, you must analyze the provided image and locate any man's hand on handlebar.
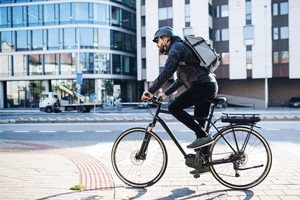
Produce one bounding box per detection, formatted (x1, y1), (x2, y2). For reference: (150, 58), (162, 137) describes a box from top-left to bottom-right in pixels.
(141, 91), (167, 102)
(141, 91), (153, 101)
(158, 93), (167, 100)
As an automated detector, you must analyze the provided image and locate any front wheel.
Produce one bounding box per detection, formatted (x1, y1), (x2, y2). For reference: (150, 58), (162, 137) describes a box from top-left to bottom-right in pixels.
(209, 126), (272, 190)
(111, 128), (168, 188)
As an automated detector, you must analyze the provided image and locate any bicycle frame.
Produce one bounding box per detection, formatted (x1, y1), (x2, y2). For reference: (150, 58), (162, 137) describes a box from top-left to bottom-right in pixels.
(136, 98), (260, 163)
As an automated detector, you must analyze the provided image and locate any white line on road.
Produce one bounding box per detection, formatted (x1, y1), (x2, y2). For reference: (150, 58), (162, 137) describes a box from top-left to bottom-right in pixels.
(67, 131), (85, 133)
(264, 128), (280, 131)
(95, 130), (111, 133)
(13, 131), (30, 133)
(39, 131), (57, 133)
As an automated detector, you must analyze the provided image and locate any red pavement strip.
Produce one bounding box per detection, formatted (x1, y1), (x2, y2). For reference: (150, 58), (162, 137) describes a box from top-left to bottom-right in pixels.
(5, 141), (115, 191)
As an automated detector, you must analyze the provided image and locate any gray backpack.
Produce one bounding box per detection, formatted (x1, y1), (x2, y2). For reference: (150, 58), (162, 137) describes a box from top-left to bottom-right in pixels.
(184, 35), (220, 73)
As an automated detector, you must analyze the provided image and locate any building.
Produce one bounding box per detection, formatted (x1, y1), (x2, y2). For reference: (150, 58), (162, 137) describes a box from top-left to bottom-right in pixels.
(137, 0), (300, 108)
(0, 0), (137, 108)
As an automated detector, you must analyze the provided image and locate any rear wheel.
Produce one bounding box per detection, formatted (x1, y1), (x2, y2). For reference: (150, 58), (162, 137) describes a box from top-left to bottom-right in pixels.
(209, 126), (272, 189)
(111, 128), (168, 188)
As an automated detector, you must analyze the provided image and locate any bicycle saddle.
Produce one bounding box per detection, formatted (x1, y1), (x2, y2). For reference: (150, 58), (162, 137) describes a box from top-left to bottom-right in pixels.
(210, 96), (227, 105)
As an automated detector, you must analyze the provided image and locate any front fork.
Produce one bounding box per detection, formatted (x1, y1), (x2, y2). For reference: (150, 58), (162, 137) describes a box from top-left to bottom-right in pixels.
(135, 123), (154, 160)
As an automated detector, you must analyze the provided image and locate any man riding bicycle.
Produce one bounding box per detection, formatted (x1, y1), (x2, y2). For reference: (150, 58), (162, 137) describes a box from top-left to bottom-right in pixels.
(141, 26), (218, 149)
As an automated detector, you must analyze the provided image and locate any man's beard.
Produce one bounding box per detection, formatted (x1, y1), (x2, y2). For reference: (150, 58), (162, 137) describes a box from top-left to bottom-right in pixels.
(159, 45), (167, 54)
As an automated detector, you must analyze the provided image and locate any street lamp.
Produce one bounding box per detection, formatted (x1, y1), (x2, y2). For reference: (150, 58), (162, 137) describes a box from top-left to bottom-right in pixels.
(264, 4), (268, 109)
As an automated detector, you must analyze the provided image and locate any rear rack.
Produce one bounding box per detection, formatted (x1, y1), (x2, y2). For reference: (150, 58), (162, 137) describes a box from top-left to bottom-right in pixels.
(221, 113), (261, 124)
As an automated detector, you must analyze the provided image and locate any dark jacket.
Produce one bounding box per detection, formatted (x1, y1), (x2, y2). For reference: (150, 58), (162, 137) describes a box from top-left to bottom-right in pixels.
(148, 36), (216, 96)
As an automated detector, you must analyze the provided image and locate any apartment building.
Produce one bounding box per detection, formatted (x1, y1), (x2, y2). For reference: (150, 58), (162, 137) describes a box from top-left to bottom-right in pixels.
(137, 0), (300, 107)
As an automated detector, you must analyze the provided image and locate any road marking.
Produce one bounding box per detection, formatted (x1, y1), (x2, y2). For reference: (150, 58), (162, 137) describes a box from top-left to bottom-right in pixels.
(67, 130), (84, 133)
(264, 128), (280, 131)
(39, 131), (57, 133)
(13, 131), (29, 133)
(95, 130), (111, 133)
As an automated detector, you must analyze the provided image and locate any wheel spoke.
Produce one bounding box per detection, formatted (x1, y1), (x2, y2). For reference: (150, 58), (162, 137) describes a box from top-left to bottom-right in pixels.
(111, 128), (167, 187)
(209, 127), (272, 189)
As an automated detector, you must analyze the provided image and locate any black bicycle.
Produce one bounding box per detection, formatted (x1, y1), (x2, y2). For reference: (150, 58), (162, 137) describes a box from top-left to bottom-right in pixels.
(111, 96), (272, 190)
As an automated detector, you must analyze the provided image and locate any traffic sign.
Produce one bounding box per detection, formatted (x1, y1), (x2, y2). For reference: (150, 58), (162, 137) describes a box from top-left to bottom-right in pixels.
(76, 72), (82, 85)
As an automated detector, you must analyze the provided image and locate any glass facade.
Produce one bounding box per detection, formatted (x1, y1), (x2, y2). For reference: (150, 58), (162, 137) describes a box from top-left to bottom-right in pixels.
(0, 0), (137, 108)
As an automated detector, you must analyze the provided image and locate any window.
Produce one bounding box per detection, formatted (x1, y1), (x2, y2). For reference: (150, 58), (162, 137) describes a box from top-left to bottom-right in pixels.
(214, 29), (220, 42)
(98, 29), (110, 48)
(63, 28), (75, 49)
(272, 3), (278, 16)
(221, 52), (229, 65)
(273, 2), (289, 16)
(1, 31), (14, 52)
(94, 53), (110, 74)
(48, 29), (59, 49)
(112, 54), (121, 74)
(273, 27), (279, 40)
(16, 30), (29, 51)
(112, 31), (123, 50)
(280, 2), (288, 15)
(273, 26), (289, 40)
(221, 28), (229, 41)
(60, 53), (76, 75)
(80, 28), (94, 48)
(28, 5), (41, 26)
(93, 4), (107, 24)
(159, 7), (172, 20)
(45, 54), (59, 75)
(44, 4), (56, 25)
(0, 7), (9, 28)
(75, 2), (89, 22)
(245, 0), (252, 24)
(244, 26), (254, 40)
(221, 5), (229, 17)
(185, 4), (190, 27)
(13, 55), (27, 76)
(215, 5), (229, 18)
(60, 3), (72, 24)
(273, 51), (279, 63)
(273, 51), (289, 64)
(280, 51), (289, 63)
(215, 6), (220, 18)
(246, 46), (252, 69)
(32, 29), (43, 50)
(29, 54), (42, 75)
(13, 6), (25, 27)
(280, 26), (289, 39)
(111, 6), (121, 26)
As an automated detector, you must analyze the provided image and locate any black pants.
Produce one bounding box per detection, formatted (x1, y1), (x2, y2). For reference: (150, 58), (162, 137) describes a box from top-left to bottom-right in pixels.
(168, 82), (218, 138)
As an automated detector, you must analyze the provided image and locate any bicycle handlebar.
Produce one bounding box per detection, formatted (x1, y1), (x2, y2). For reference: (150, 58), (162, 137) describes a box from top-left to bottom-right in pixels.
(143, 96), (163, 105)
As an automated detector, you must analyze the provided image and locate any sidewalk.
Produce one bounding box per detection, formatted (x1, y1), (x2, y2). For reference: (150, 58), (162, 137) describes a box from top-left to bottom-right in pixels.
(1, 139), (300, 199)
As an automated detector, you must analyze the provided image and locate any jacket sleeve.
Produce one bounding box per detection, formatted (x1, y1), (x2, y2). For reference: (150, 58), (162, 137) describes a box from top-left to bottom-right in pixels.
(163, 79), (183, 96)
(148, 43), (184, 94)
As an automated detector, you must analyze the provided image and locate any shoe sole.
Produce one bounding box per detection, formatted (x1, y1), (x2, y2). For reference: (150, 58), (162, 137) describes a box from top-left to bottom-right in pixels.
(187, 139), (214, 149)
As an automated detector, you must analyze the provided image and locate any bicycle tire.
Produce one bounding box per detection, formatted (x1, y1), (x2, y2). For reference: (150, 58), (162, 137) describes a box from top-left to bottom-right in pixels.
(111, 128), (168, 188)
(209, 126), (272, 189)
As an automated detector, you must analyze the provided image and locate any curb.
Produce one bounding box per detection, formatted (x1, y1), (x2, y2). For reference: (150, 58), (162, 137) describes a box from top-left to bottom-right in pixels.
(0, 116), (299, 124)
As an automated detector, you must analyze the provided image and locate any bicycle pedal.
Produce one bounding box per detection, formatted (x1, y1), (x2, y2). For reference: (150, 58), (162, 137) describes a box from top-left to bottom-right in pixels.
(193, 173), (200, 178)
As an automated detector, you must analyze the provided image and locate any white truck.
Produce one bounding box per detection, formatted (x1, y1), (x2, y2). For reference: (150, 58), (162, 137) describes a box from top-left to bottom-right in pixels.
(39, 85), (103, 113)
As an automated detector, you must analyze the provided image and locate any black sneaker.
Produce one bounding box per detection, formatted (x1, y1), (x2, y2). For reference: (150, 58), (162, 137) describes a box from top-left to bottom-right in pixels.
(187, 135), (214, 149)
